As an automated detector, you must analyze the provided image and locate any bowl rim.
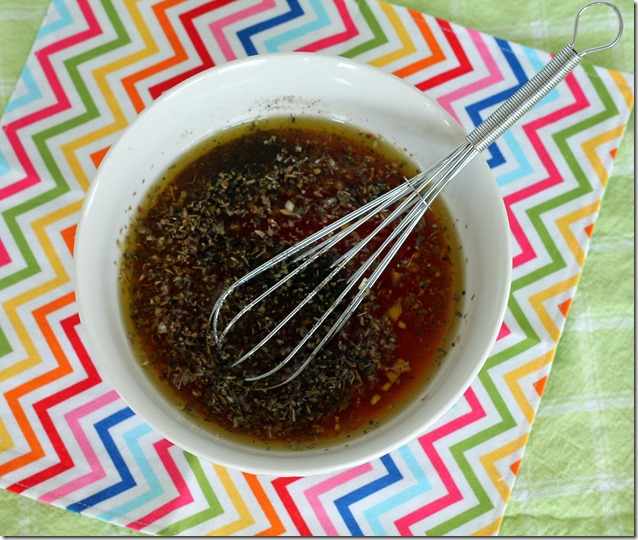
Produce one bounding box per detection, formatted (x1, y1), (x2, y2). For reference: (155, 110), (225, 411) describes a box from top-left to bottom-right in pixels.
(74, 52), (512, 476)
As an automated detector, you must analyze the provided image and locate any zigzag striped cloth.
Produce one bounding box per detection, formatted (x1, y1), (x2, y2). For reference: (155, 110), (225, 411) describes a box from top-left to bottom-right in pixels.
(0, 0), (633, 535)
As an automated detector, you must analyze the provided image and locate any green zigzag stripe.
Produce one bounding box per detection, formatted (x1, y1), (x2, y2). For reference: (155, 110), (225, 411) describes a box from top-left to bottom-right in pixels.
(157, 452), (224, 536)
(340, 0), (387, 58)
(426, 64), (621, 536)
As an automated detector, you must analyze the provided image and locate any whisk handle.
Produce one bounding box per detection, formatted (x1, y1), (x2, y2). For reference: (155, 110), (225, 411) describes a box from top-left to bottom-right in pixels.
(466, 45), (581, 152)
(466, 1), (623, 153)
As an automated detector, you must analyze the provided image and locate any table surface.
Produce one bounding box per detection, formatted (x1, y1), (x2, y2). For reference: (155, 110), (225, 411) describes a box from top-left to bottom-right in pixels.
(0, 0), (633, 536)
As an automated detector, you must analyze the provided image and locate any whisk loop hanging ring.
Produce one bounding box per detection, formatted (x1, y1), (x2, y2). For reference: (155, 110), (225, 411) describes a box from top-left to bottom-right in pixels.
(209, 2), (623, 389)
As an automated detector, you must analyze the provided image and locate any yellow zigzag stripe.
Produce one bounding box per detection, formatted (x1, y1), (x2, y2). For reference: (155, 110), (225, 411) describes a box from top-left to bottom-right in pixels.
(0, 417), (10, 452)
(552, 123), (627, 274)
(529, 274), (579, 343)
(369, 2), (416, 67)
(558, 123), (632, 266)
(555, 202), (599, 268)
(0, 0), (157, 380)
(504, 349), (554, 424)
(610, 69), (635, 109)
(472, 516), (503, 536)
(479, 432), (529, 502)
(583, 125), (629, 189)
(483, 350), (554, 514)
(60, 0), (157, 193)
(207, 464), (255, 535)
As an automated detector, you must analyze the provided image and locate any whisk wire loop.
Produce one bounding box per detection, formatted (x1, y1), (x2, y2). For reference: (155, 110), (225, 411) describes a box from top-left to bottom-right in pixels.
(227, 141), (479, 386)
(256, 142), (481, 386)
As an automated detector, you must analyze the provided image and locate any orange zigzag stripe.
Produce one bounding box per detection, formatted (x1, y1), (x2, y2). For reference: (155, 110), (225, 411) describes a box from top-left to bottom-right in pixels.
(243, 474), (286, 536)
(393, 9), (445, 78)
(121, 0), (190, 114)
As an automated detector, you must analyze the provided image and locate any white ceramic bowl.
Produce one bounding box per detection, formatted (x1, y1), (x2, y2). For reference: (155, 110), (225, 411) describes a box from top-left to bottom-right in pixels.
(75, 53), (511, 476)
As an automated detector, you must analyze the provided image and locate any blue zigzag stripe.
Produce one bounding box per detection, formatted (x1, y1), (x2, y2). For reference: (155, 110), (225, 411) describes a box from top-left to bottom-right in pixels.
(95, 422), (164, 521)
(66, 407), (136, 513)
(237, 0), (304, 55)
(335, 454), (403, 535)
(0, 149), (9, 176)
(496, 46), (562, 187)
(364, 444), (433, 535)
(465, 38), (527, 169)
(5, 0), (73, 114)
(37, 0), (74, 39)
(264, 0), (330, 52)
(5, 67), (42, 114)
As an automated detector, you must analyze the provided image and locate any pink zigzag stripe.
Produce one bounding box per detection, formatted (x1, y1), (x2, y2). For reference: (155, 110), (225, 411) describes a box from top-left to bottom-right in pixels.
(38, 389), (120, 504)
(0, 0), (101, 200)
(437, 29), (503, 123)
(303, 462), (373, 535)
(126, 439), (193, 530)
(0, 238), (11, 266)
(296, 0), (358, 52)
(395, 387), (486, 535)
(505, 72), (589, 268)
(208, 0), (275, 61)
(497, 321), (511, 340)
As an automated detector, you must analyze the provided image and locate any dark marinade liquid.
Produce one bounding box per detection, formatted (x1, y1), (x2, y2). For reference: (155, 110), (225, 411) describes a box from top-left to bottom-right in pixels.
(120, 117), (462, 448)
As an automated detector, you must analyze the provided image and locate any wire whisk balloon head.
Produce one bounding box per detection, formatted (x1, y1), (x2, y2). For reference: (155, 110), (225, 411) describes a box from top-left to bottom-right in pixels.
(207, 143), (471, 390)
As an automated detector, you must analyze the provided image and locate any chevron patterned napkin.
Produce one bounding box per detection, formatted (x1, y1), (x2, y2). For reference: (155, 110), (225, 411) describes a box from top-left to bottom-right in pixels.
(0, 0), (633, 535)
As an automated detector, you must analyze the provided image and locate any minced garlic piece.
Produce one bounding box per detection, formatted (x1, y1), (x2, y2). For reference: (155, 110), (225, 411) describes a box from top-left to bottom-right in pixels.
(386, 300), (402, 322)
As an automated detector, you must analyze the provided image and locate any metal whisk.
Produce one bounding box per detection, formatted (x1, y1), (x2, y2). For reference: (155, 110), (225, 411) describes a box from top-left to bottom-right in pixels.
(209, 1), (623, 388)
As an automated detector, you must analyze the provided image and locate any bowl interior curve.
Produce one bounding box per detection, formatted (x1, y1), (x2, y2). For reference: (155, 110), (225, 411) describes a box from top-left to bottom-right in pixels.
(74, 53), (511, 476)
